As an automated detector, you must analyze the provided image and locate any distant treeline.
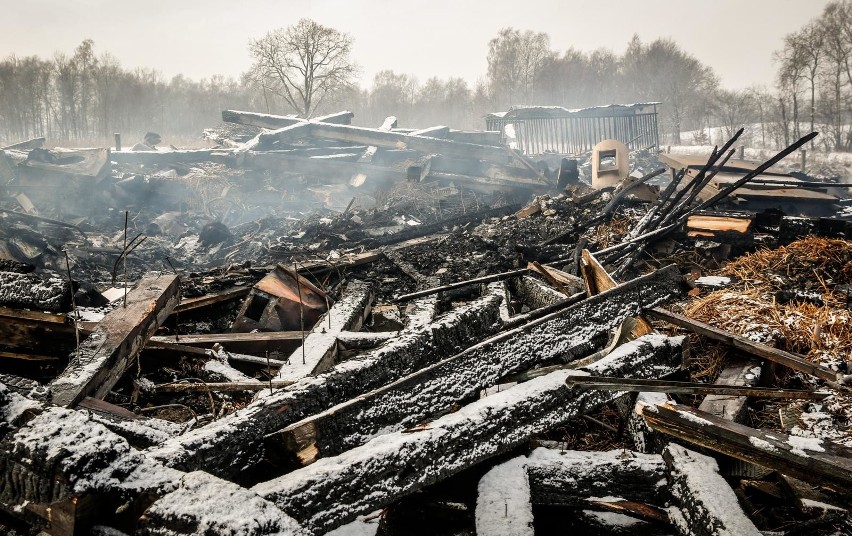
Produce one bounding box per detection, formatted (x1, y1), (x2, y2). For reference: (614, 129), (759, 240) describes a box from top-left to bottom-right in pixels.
(4, 4), (852, 151)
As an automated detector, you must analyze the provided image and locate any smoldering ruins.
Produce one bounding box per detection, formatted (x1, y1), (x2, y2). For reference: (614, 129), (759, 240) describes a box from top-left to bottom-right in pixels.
(4, 12), (852, 533)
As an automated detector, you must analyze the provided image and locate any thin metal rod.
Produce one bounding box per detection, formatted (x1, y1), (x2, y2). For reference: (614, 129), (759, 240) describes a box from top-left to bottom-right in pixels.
(123, 211), (128, 308)
(63, 249), (80, 356)
(294, 261), (306, 365)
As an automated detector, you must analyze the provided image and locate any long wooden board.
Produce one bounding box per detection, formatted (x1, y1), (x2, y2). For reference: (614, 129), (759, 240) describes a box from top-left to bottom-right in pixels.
(49, 274), (180, 407)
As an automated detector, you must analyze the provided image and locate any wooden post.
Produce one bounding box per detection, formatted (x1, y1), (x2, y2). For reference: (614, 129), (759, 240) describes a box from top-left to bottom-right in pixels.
(114, 133), (121, 151)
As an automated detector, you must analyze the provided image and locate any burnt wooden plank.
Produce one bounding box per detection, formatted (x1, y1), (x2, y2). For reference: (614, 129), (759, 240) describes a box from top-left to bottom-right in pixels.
(641, 402), (852, 495)
(275, 279), (374, 383)
(646, 307), (841, 382)
(49, 274), (180, 407)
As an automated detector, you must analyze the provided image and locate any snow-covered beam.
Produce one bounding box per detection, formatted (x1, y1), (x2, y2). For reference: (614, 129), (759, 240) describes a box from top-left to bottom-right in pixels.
(275, 279), (374, 383)
(663, 444), (761, 536)
(525, 448), (668, 507)
(50, 274), (180, 408)
(146, 291), (503, 479)
(0, 406), (181, 535)
(137, 471), (307, 536)
(274, 267), (683, 461)
(252, 335), (684, 533)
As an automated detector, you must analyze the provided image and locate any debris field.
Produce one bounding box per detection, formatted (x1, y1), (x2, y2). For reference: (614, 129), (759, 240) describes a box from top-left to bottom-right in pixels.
(1, 109), (852, 535)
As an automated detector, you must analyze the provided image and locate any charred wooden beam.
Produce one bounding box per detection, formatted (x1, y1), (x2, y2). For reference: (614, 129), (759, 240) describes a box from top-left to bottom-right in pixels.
(137, 471), (307, 535)
(222, 109), (301, 129)
(645, 307), (841, 383)
(0, 405), (182, 534)
(662, 444), (761, 536)
(410, 125), (450, 138)
(274, 266), (683, 464)
(110, 149), (229, 166)
(0, 271), (72, 312)
(253, 335), (684, 532)
(172, 286), (251, 314)
(49, 274), (180, 407)
(305, 122), (516, 164)
(392, 268), (530, 303)
(565, 376), (825, 400)
(580, 249), (654, 336)
(149, 331), (300, 357)
(275, 279), (374, 383)
(640, 402), (852, 495)
(0, 137), (45, 151)
(525, 448), (668, 507)
(146, 292), (503, 479)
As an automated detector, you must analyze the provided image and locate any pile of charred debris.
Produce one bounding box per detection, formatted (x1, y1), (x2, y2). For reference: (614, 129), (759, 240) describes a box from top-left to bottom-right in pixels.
(1, 111), (852, 536)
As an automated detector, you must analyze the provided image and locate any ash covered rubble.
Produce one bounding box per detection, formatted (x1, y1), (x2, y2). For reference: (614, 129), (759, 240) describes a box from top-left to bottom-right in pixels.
(0, 115), (852, 535)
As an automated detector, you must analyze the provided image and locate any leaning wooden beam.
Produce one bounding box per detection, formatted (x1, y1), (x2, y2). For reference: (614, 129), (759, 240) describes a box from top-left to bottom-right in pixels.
(580, 249), (653, 336)
(253, 335), (684, 532)
(146, 291), (503, 479)
(0, 137), (45, 151)
(171, 286), (251, 314)
(662, 444), (761, 536)
(275, 279), (374, 383)
(273, 268), (684, 461)
(640, 402), (852, 495)
(565, 376), (825, 400)
(49, 274), (180, 408)
(645, 307), (841, 382)
(410, 125), (450, 138)
(276, 269), (681, 459)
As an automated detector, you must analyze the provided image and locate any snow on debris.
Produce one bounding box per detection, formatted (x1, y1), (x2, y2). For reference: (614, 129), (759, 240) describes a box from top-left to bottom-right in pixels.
(140, 471), (308, 535)
(787, 435), (826, 457)
(748, 436), (780, 453)
(665, 444), (761, 536)
(10, 407), (181, 499)
(475, 456), (534, 536)
(678, 410), (714, 426)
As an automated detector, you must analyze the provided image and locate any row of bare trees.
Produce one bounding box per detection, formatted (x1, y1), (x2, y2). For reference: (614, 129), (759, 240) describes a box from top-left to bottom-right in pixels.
(5, 12), (852, 151)
(0, 40), (255, 145)
(775, 0), (852, 151)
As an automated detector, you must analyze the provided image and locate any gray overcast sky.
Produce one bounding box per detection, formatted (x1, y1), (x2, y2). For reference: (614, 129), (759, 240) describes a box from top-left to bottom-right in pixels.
(0, 0), (832, 90)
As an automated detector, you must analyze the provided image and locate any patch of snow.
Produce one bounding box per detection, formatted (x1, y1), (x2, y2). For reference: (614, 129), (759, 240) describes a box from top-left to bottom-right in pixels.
(475, 456), (533, 535)
(678, 411), (713, 426)
(748, 436), (779, 453)
(694, 276), (732, 288)
(787, 435), (825, 457)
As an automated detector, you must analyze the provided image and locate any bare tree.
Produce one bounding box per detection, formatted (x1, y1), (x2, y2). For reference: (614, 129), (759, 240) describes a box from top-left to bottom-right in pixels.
(486, 28), (551, 108)
(248, 19), (357, 117)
